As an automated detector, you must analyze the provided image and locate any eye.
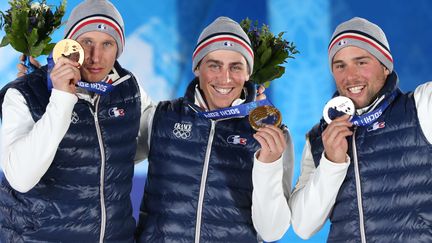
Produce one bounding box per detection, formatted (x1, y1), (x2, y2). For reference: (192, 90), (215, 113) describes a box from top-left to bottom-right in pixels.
(333, 63), (345, 70)
(80, 39), (93, 47)
(104, 42), (114, 48)
(208, 63), (221, 71)
(230, 65), (243, 72)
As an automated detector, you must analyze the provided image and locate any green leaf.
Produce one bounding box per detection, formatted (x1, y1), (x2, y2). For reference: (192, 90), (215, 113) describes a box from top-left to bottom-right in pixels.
(255, 65), (285, 84)
(9, 7), (29, 54)
(260, 47), (272, 66)
(240, 18), (251, 33)
(32, 36), (53, 57)
(27, 28), (39, 48)
(256, 38), (267, 55)
(31, 42), (46, 57)
(0, 36), (9, 47)
(41, 42), (55, 55)
(8, 32), (27, 54)
(267, 50), (288, 67)
(253, 55), (261, 73)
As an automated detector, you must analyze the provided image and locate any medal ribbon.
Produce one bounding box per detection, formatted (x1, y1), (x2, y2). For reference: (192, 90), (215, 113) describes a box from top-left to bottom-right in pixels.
(350, 90), (397, 126)
(197, 99), (273, 119)
(46, 53), (114, 95)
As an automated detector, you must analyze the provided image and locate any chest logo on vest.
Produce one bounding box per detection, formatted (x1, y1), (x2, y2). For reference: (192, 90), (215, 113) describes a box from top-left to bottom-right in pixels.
(109, 107), (125, 117)
(71, 111), (79, 124)
(173, 122), (192, 139)
(367, 121), (385, 132)
(227, 135), (247, 145)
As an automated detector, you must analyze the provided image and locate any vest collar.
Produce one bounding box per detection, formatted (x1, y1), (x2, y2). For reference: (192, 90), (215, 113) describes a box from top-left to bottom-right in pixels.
(184, 77), (256, 111)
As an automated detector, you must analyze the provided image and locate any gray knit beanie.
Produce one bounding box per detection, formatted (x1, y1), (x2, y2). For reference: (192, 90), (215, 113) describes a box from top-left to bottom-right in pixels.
(64, 0), (125, 58)
(328, 17), (393, 72)
(192, 16), (254, 75)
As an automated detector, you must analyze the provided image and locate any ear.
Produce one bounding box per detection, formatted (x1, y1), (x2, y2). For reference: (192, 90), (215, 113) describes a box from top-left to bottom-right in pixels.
(194, 69), (200, 77)
(384, 66), (390, 76)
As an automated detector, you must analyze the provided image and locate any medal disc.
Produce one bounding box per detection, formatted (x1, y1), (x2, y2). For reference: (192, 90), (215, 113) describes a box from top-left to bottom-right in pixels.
(249, 105), (282, 131)
(323, 96), (355, 124)
(52, 39), (84, 65)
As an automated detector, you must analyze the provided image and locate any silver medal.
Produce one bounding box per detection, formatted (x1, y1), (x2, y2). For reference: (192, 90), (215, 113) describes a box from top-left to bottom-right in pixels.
(322, 96), (355, 124)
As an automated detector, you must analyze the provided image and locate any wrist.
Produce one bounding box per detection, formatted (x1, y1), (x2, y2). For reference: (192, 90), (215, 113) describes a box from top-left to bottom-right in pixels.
(324, 152), (349, 164)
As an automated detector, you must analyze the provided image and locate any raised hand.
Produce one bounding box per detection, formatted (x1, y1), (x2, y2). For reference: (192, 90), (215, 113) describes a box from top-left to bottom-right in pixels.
(253, 125), (286, 163)
(322, 115), (353, 163)
(49, 56), (81, 94)
(17, 55), (42, 77)
(256, 85), (267, 101)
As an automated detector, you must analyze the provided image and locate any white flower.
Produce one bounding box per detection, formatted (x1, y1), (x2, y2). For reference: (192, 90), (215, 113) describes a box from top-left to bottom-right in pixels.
(30, 2), (40, 10)
(41, 3), (49, 11)
(30, 2), (49, 11)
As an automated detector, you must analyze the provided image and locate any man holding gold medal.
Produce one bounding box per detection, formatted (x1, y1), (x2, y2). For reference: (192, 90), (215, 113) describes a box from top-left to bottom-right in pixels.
(290, 17), (432, 242)
(134, 16), (293, 242)
(0, 0), (152, 242)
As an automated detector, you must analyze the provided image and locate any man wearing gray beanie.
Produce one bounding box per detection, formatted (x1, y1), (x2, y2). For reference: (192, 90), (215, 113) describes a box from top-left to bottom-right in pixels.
(134, 16), (293, 242)
(290, 17), (432, 242)
(0, 0), (152, 242)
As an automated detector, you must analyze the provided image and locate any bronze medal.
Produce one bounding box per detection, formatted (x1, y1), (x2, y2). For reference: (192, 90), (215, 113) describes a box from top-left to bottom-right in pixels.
(249, 105), (282, 131)
(52, 39), (84, 65)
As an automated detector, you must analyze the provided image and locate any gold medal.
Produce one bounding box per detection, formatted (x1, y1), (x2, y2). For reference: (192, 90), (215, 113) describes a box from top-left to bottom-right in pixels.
(249, 105), (282, 131)
(52, 39), (84, 65)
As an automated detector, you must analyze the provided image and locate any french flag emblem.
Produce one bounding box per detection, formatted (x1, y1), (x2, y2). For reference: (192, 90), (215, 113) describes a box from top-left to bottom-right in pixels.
(109, 107), (125, 117)
(367, 121), (385, 132)
(227, 135), (247, 145)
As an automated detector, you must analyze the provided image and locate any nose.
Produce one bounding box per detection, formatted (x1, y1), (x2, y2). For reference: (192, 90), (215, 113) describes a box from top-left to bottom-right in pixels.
(88, 45), (102, 64)
(346, 64), (359, 82)
(219, 68), (232, 83)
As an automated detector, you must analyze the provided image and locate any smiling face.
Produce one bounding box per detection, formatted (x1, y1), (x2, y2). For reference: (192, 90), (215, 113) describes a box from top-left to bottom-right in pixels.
(195, 50), (250, 110)
(76, 31), (117, 82)
(332, 46), (390, 109)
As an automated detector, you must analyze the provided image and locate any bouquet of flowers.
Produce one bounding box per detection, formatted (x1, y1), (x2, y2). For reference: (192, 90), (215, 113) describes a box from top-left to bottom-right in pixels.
(0, 0), (66, 71)
(240, 18), (298, 87)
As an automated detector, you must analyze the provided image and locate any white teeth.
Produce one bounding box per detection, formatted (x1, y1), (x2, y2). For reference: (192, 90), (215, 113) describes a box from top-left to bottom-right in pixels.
(349, 86), (363, 94)
(214, 87), (232, 95)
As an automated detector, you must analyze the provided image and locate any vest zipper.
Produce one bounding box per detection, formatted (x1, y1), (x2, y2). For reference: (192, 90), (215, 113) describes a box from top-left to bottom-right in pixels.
(90, 96), (107, 243)
(195, 120), (216, 243)
(352, 127), (366, 243)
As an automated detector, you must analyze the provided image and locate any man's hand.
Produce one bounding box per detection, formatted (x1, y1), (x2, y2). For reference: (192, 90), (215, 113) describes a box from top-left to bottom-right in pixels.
(49, 56), (81, 94)
(256, 85), (266, 101)
(17, 55), (42, 77)
(322, 114), (353, 163)
(254, 125), (286, 163)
